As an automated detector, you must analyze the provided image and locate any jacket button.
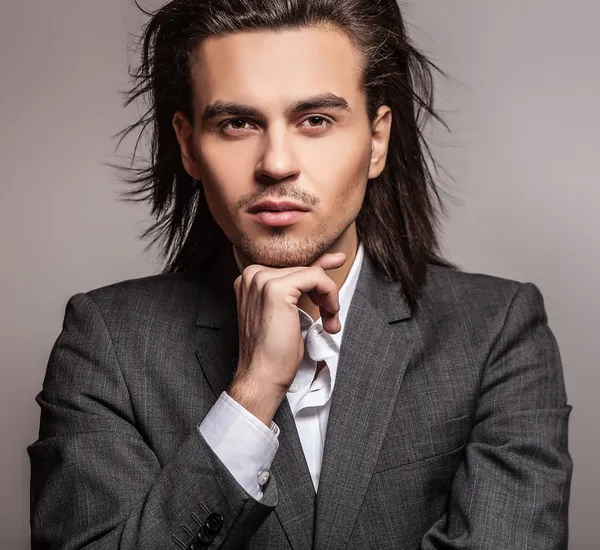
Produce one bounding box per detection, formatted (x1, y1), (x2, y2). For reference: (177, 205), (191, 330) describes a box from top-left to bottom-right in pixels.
(189, 540), (203, 550)
(205, 512), (224, 533)
(196, 526), (215, 544)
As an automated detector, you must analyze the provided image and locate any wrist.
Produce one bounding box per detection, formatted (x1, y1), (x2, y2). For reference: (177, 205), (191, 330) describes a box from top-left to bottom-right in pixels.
(227, 377), (284, 427)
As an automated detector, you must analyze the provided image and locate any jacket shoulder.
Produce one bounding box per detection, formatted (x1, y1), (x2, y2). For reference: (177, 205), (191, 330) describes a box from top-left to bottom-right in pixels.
(424, 264), (523, 304)
(76, 271), (204, 324)
(420, 264), (546, 330)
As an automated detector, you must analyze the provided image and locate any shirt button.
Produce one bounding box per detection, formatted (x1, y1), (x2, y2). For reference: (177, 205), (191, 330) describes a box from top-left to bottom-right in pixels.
(258, 470), (270, 486)
(289, 381), (300, 393)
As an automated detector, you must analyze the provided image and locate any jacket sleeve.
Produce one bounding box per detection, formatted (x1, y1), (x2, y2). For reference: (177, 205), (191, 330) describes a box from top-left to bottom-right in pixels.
(27, 292), (278, 550)
(198, 391), (280, 501)
(420, 282), (573, 550)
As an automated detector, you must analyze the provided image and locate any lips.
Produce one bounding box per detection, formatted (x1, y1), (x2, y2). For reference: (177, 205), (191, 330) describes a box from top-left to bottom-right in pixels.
(248, 200), (310, 213)
(251, 209), (308, 227)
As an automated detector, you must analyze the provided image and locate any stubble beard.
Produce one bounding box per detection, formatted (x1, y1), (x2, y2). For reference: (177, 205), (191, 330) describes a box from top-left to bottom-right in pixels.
(232, 213), (356, 269)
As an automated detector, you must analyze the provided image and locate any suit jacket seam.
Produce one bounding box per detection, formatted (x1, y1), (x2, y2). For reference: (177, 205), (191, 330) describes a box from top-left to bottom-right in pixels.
(80, 291), (137, 425)
(479, 281), (525, 397)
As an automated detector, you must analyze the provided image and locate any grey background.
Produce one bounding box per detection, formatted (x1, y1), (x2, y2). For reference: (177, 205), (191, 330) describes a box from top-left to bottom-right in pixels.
(0, 1), (597, 548)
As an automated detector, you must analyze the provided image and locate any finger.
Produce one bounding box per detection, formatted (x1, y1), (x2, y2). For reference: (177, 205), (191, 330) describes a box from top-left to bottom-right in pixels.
(237, 254), (346, 330)
(320, 305), (341, 334)
(305, 289), (341, 334)
(249, 265), (308, 292)
(239, 251), (346, 291)
(310, 252), (347, 271)
(274, 267), (340, 318)
(241, 263), (314, 285)
(243, 251), (346, 284)
(247, 252), (346, 302)
(240, 264), (268, 289)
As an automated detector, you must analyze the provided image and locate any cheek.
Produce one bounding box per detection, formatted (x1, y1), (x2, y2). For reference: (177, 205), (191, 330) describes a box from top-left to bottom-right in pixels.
(301, 131), (371, 208)
(195, 138), (254, 217)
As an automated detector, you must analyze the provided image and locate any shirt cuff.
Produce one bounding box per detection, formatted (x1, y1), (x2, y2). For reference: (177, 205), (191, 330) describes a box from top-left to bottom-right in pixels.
(197, 391), (280, 501)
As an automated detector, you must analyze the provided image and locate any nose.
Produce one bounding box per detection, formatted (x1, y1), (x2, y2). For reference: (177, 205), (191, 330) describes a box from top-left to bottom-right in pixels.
(254, 127), (300, 185)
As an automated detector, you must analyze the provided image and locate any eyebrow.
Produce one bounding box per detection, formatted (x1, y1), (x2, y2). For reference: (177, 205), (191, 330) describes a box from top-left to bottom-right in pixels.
(200, 93), (352, 123)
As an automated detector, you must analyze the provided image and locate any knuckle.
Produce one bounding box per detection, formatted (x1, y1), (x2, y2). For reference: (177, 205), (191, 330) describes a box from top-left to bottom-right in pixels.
(263, 278), (277, 294)
(241, 270), (253, 285)
(312, 266), (326, 277)
(253, 270), (269, 288)
(243, 266), (262, 286)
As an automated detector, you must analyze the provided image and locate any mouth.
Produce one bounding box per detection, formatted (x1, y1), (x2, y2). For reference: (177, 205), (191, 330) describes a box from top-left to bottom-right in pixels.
(249, 204), (308, 227)
(247, 199), (312, 227)
(249, 208), (309, 227)
(248, 200), (311, 214)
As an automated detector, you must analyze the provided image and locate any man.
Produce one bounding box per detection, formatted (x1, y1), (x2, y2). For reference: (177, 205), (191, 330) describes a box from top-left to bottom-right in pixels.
(28, 0), (572, 548)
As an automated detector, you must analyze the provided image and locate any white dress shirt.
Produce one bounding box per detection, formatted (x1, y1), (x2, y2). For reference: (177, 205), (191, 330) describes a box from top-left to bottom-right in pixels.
(198, 242), (365, 500)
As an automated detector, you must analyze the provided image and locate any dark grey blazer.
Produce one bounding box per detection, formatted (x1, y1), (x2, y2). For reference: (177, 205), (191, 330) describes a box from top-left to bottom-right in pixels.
(28, 245), (572, 549)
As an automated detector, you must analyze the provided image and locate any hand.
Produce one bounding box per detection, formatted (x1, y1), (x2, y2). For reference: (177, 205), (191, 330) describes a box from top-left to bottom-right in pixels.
(228, 251), (347, 425)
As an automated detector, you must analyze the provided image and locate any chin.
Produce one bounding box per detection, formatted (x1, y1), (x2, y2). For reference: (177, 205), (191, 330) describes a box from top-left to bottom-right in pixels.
(233, 231), (340, 269)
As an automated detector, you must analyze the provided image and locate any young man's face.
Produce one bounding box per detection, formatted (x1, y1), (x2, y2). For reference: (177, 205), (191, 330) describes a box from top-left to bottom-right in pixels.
(173, 26), (391, 268)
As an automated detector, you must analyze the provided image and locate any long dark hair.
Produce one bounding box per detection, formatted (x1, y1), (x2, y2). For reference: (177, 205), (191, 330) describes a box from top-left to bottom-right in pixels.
(116, 0), (454, 310)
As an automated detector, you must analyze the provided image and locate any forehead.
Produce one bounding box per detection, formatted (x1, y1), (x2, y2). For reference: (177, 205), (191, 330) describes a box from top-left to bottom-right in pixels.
(190, 26), (365, 109)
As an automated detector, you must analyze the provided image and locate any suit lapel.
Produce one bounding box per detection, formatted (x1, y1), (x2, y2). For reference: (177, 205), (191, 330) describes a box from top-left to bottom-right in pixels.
(194, 246), (240, 399)
(313, 254), (415, 550)
(270, 400), (316, 550)
(194, 244), (316, 550)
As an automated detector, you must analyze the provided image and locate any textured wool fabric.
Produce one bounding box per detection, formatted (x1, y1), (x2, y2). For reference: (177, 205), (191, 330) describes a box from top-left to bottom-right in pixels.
(28, 243), (572, 549)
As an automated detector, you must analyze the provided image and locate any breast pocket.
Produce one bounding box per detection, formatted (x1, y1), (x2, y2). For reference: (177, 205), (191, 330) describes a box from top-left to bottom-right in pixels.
(373, 414), (470, 474)
(364, 442), (465, 544)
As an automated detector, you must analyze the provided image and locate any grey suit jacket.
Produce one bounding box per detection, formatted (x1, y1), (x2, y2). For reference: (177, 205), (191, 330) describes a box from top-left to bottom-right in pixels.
(28, 245), (572, 549)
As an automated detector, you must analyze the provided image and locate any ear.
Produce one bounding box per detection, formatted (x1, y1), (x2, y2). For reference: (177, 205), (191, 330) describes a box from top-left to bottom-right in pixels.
(368, 105), (392, 179)
(172, 111), (202, 180)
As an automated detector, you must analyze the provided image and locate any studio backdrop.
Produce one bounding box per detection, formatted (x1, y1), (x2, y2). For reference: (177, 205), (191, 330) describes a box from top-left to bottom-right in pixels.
(0, 1), (597, 548)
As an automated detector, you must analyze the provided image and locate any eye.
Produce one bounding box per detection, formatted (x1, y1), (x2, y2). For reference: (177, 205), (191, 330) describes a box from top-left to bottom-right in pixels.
(220, 118), (255, 132)
(301, 115), (332, 129)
